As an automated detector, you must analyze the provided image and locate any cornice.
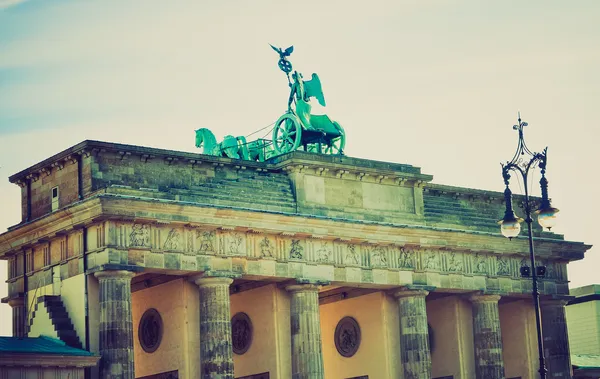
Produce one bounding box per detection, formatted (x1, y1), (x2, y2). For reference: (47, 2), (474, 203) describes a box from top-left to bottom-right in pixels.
(96, 195), (590, 260)
(0, 192), (590, 261)
(0, 197), (103, 257)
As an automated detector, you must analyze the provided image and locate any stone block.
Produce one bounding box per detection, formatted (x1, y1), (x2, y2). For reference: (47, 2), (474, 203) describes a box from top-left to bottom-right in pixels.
(289, 262), (303, 278)
(346, 267), (362, 283)
(463, 276), (475, 290)
(108, 249), (127, 265)
(303, 264), (334, 281)
(128, 249), (146, 266)
(413, 272), (427, 286)
(372, 269), (388, 284)
(544, 281), (557, 295)
(181, 255), (197, 271)
(473, 276), (487, 291)
(486, 277), (500, 292)
(94, 250), (109, 267)
(60, 262), (69, 279)
(196, 255), (212, 270)
(68, 258), (80, 277)
(448, 273), (464, 289)
(386, 271), (400, 285)
(247, 260), (261, 275)
(361, 269), (373, 283)
(164, 253), (181, 270)
(145, 252), (164, 268)
(259, 259), (276, 277)
(556, 282), (569, 295)
(333, 267), (346, 282)
(426, 272), (441, 288)
(511, 278), (522, 293)
(398, 270), (413, 285)
(231, 257), (246, 274)
(499, 278), (512, 293)
(275, 262), (289, 277)
(211, 256), (232, 272)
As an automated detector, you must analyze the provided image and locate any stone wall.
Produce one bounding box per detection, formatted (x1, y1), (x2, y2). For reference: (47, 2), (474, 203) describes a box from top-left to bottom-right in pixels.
(6, 140), (561, 236)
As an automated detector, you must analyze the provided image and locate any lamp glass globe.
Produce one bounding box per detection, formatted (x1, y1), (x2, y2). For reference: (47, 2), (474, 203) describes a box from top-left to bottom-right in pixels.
(537, 208), (559, 230)
(501, 219), (522, 238)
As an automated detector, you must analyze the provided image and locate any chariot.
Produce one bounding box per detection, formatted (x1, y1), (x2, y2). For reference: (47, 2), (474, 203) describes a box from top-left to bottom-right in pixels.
(194, 45), (345, 160)
(272, 71), (345, 155)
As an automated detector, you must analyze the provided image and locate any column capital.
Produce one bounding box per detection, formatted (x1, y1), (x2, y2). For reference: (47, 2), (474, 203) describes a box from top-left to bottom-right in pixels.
(469, 293), (501, 304)
(190, 270), (240, 287)
(541, 296), (574, 307)
(7, 296), (25, 308)
(393, 288), (430, 299)
(194, 276), (234, 287)
(285, 283), (321, 293)
(94, 269), (136, 280)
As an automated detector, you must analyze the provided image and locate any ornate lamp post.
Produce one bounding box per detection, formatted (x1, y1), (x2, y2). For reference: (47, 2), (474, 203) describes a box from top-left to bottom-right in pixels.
(498, 114), (559, 379)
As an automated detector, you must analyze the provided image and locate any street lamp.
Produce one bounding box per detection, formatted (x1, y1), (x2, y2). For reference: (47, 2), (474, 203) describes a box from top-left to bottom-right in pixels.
(498, 114), (559, 379)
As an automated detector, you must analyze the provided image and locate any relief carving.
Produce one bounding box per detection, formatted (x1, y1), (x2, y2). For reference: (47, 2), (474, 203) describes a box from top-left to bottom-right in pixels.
(334, 316), (361, 358)
(196, 230), (216, 254)
(447, 252), (463, 272)
(370, 246), (388, 268)
(226, 233), (244, 255)
(163, 228), (181, 251)
(231, 312), (253, 355)
(345, 244), (360, 265)
(316, 242), (332, 262)
(130, 224), (151, 248)
(290, 239), (304, 259)
(473, 253), (488, 274)
(497, 256), (510, 276)
(398, 248), (415, 269)
(423, 250), (440, 270)
(543, 259), (555, 278)
(259, 236), (274, 258)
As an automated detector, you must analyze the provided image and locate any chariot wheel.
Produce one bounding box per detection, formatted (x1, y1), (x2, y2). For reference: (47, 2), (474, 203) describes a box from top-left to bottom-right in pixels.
(273, 114), (302, 154)
(324, 122), (345, 155)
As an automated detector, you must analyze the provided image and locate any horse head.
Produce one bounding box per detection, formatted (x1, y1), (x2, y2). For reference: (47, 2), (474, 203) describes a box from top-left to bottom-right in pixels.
(195, 128), (218, 155)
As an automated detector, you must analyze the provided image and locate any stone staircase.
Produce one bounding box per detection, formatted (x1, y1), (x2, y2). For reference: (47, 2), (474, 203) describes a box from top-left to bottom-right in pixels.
(172, 171), (297, 213)
(29, 295), (82, 349)
(423, 192), (505, 233)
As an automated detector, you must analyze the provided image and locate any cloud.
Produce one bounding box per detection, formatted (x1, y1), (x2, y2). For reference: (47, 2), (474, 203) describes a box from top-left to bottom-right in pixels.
(0, 0), (28, 9)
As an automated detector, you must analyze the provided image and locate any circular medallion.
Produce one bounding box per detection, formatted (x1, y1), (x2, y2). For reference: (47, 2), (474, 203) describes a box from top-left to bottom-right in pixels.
(334, 316), (361, 357)
(231, 312), (253, 355)
(139, 308), (163, 353)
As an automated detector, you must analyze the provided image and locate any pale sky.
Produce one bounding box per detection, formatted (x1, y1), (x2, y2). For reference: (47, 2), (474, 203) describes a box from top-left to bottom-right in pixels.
(0, 0), (598, 337)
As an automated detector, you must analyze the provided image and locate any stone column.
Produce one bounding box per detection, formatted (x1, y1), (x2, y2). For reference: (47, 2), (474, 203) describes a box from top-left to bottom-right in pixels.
(94, 270), (136, 379)
(541, 299), (572, 379)
(195, 276), (235, 379)
(470, 294), (505, 379)
(394, 289), (432, 379)
(286, 283), (325, 379)
(8, 297), (26, 338)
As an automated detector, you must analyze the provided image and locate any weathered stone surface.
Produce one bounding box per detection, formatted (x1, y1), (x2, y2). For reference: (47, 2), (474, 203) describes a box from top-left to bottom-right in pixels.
(394, 289), (432, 379)
(195, 276), (235, 379)
(541, 299), (572, 379)
(470, 294), (505, 379)
(94, 270), (135, 379)
(8, 297), (26, 338)
(286, 283), (325, 379)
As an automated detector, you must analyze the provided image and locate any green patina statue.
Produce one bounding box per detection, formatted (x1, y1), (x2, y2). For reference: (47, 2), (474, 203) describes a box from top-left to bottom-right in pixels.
(195, 129), (274, 161)
(271, 45), (345, 156)
(194, 45), (345, 160)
